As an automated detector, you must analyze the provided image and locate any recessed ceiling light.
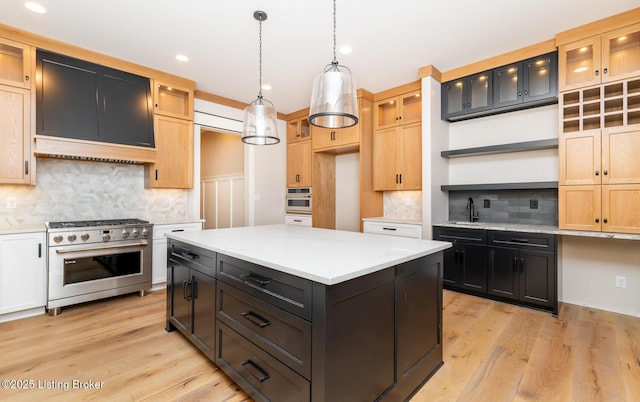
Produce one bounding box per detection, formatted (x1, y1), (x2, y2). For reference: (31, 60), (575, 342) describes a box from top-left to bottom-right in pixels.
(24, 2), (46, 14)
(175, 54), (189, 62)
(262, 84), (272, 91)
(339, 45), (352, 55)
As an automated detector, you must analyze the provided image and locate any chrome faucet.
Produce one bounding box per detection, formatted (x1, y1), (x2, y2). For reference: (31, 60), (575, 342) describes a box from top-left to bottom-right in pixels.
(467, 197), (479, 222)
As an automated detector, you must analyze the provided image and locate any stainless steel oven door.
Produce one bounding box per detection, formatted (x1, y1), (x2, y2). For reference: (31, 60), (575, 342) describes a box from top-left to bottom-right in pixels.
(286, 196), (312, 213)
(48, 240), (151, 302)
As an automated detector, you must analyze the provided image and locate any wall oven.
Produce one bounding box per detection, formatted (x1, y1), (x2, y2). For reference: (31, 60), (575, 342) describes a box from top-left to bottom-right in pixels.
(286, 187), (312, 214)
(46, 219), (152, 315)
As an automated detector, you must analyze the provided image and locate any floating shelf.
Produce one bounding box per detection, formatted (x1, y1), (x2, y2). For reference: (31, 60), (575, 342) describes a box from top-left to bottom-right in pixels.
(441, 181), (558, 191)
(441, 139), (558, 158)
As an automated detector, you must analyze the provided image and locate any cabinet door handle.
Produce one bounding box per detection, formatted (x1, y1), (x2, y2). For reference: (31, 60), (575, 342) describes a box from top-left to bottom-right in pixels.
(513, 257), (518, 271)
(183, 280), (189, 300)
(241, 311), (271, 328)
(241, 273), (271, 287)
(25, 161), (29, 175)
(523, 89), (528, 95)
(25, 75), (30, 81)
(603, 218), (608, 224)
(518, 91), (522, 97)
(155, 169), (158, 181)
(171, 229), (185, 233)
(595, 69), (600, 77)
(38, 243), (42, 258)
(595, 217), (600, 223)
(382, 227), (397, 231)
(603, 67), (608, 74)
(603, 170), (608, 175)
(241, 359), (270, 383)
(595, 170), (599, 176)
(454, 250), (459, 264)
(395, 174), (399, 184)
(520, 258), (525, 273)
(399, 174), (402, 184)
(510, 238), (529, 243)
(459, 250), (465, 264)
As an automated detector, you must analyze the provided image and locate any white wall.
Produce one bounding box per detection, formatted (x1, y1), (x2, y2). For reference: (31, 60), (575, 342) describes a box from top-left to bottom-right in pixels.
(335, 153), (360, 231)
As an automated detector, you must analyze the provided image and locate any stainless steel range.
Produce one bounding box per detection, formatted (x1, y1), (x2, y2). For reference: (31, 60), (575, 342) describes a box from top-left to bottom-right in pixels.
(46, 219), (153, 315)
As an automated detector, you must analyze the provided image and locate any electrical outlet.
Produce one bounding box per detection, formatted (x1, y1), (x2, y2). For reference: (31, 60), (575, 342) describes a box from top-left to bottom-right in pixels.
(6, 197), (17, 209)
(530, 199), (538, 209)
(484, 199), (490, 208)
(615, 276), (627, 288)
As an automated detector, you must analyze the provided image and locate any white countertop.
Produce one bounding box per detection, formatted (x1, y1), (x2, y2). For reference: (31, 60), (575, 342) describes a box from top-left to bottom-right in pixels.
(433, 221), (640, 241)
(0, 224), (47, 235)
(167, 224), (451, 285)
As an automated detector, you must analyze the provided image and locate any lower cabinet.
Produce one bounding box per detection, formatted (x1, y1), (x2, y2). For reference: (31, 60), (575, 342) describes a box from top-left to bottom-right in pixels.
(434, 227), (558, 315)
(0, 231), (46, 316)
(152, 221), (203, 287)
(166, 240), (216, 360)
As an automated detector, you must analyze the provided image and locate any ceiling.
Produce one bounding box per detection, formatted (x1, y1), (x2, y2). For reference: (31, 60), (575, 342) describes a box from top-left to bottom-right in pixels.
(1, 1), (638, 114)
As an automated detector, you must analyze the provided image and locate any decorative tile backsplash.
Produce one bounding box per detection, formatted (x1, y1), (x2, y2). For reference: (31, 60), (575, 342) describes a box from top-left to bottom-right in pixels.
(0, 159), (188, 226)
(383, 191), (422, 220)
(449, 189), (558, 226)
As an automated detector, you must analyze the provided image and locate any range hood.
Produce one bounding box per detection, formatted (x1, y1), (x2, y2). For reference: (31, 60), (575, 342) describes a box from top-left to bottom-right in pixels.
(34, 135), (157, 164)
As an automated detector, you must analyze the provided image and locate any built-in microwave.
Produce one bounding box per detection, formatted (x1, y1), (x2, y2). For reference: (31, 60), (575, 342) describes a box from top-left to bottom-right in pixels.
(286, 187), (312, 214)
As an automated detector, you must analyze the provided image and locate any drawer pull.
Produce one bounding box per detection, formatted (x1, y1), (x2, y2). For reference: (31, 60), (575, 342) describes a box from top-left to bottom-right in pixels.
(241, 273), (271, 287)
(180, 251), (199, 260)
(171, 229), (185, 232)
(242, 359), (270, 383)
(382, 227), (397, 231)
(511, 238), (529, 243)
(241, 311), (271, 328)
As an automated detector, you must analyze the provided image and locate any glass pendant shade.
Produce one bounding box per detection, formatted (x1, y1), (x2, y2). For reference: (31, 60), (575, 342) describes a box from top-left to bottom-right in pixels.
(242, 96), (279, 145)
(309, 63), (358, 129)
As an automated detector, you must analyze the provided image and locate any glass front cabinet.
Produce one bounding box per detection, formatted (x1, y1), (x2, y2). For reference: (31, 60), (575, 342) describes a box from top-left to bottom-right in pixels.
(441, 71), (492, 120)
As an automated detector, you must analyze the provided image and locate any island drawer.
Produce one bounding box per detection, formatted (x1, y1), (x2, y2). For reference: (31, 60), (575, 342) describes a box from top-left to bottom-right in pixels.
(216, 281), (311, 379)
(217, 254), (313, 321)
(169, 240), (216, 276)
(217, 321), (310, 402)
(433, 227), (487, 243)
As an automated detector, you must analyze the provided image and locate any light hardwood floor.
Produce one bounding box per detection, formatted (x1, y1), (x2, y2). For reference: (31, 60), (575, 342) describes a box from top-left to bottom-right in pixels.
(0, 289), (638, 401)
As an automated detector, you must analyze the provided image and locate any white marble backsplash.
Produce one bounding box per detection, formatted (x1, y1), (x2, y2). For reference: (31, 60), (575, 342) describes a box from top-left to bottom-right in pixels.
(0, 158), (188, 226)
(383, 191), (422, 220)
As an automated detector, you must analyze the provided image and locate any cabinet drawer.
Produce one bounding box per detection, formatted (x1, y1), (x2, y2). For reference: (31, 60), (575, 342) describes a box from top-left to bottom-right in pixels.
(284, 214), (312, 227)
(217, 322), (310, 402)
(488, 231), (556, 252)
(363, 221), (422, 239)
(433, 227), (487, 243)
(217, 254), (313, 321)
(154, 222), (202, 239)
(217, 281), (311, 379)
(169, 240), (216, 277)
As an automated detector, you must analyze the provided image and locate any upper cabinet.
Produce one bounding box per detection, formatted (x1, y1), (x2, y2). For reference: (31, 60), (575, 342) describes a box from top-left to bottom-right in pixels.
(145, 115), (193, 189)
(153, 81), (193, 120)
(493, 52), (558, 109)
(287, 116), (310, 143)
(0, 38), (32, 89)
(374, 90), (422, 130)
(559, 23), (640, 92)
(0, 37), (34, 185)
(311, 125), (359, 152)
(441, 71), (492, 121)
(442, 52), (558, 122)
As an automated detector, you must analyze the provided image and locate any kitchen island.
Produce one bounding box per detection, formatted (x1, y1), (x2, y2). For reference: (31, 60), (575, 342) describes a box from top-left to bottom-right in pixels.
(165, 224), (451, 401)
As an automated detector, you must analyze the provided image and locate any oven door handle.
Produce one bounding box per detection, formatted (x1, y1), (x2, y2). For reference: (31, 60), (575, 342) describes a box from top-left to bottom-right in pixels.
(55, 241), (149, 254)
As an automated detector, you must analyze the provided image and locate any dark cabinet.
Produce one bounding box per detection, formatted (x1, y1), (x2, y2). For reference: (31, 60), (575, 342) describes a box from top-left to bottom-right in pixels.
(442, 51), (558, 121)
(36, 49), (154, 147)
(434, 227), (487, 292)
(488, 231), (557, 313)
(493, 52), (558, 109)
(433, 226), (558, 315)
(441, 71), (493, 120)
(166, 241), (216, 361)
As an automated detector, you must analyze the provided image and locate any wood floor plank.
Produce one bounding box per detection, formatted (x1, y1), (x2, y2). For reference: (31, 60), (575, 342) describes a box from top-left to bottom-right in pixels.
(0, 288), (638, 401)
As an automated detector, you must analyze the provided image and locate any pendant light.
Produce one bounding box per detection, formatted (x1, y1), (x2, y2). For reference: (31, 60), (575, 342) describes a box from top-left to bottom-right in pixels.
(308, 0), (358, 129)
(242, 10), (280, 145)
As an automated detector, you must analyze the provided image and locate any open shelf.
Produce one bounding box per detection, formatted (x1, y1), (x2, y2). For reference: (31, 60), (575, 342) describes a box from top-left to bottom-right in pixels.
(441, 181), (558, 191)
(441, 139), (558, 158)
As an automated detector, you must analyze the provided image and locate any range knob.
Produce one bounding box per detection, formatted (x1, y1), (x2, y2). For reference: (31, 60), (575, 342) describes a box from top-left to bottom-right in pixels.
(81, 233), (90, 241)
(131, 230), (139, 238)
(121, 230), (130, 238)
(53, 235), (63, 243)
(67, 234), (77, 242)
(102, 233), (111, 241)
(141, 228), (150, 237)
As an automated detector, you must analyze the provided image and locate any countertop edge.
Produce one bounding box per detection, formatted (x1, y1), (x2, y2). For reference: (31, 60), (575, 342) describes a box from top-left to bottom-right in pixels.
(432, 222), (640, 240)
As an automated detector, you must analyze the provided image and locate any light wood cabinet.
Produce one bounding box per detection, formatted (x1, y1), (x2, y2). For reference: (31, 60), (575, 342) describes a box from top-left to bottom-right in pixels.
(311, 125), (359, 151)
(559, 185), (602, 231)
(373, 122), (422, 191)
(559, 23), (640, 91)
(287, 117), (310, 143)
(0, 37), (32, 89)
(153, 81), (193, 120)
(286, 140), (312, 187)
(145, 115), (194, 189)
(374, 90), (422, 130)
(0, 38), (34, 185)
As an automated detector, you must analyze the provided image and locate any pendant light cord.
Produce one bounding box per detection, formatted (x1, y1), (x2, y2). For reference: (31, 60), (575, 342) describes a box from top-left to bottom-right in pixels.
(258, 17), (263, 99)
(332, 0), (338, 65)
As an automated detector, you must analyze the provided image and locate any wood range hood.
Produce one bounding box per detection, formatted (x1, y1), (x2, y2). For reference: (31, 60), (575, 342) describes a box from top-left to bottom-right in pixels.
(33, 135), (157, 164)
